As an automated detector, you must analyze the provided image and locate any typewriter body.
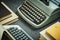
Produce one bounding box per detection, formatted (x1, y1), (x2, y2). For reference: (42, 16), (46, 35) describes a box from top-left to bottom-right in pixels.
(17, 0), (60, 28)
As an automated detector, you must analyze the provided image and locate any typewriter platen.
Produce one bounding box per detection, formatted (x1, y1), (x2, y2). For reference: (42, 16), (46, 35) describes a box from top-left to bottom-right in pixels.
(17, 0), (60, 28)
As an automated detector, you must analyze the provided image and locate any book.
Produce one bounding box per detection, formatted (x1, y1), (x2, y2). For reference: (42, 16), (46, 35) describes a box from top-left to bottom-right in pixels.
(0, 3), (11, 21)
(0, 2), (18, 25)
(46, 22), (60, 40)
(40, 22), (60, 40)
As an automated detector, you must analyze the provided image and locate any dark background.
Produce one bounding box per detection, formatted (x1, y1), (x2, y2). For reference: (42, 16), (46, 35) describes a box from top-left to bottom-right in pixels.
(0, 0), (60, 40)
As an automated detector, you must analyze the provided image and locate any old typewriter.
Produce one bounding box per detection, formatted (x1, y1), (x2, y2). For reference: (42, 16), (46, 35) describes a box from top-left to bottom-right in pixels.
(17, 0), (60, 28)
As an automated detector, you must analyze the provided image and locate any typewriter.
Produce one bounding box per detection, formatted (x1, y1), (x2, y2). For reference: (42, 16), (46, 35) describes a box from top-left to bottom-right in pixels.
(17, 0), (60, 28)
(1, 25), (33, 40)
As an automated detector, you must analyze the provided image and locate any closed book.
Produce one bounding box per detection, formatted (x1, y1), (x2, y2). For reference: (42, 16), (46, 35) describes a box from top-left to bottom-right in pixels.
(40, 22), (60, 40)
(46, 22), (60, 40)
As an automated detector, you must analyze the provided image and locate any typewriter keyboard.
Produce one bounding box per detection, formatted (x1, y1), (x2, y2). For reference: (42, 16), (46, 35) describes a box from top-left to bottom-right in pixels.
(19, 0), (46, 24)
(7, 27), (32, 40)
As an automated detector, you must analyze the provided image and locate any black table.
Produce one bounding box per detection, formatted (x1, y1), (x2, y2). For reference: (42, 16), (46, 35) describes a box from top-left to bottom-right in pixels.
(1, 0), (60, 40)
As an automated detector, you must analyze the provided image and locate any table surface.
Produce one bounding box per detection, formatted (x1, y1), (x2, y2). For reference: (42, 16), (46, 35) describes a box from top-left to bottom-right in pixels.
(1, 0), (60, 40)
